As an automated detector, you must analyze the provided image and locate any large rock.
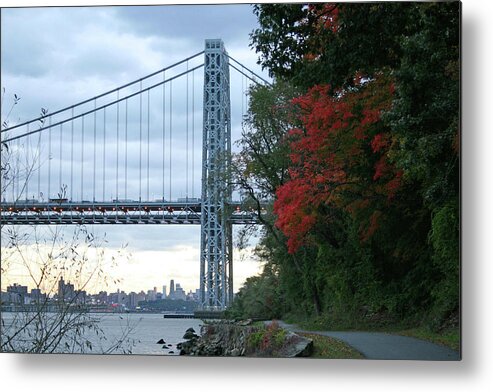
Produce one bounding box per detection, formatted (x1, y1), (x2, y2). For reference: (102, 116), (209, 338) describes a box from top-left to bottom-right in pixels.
(277, 332), (313, 357)
(183, 330), (199, 340)
(178, 321), (313, 357)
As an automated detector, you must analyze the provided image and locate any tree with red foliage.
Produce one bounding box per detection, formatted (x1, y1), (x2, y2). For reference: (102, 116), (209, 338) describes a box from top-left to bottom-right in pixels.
(274, 75), (401, 253)
(235, 2), (459, 328)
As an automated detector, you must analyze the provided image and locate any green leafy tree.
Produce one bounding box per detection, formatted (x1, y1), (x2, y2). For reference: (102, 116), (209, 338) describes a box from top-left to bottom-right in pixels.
(232, 2), (460, 329)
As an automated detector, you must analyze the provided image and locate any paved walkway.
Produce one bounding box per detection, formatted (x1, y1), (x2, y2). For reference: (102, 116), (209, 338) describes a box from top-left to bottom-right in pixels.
(276, 321), (461, 361)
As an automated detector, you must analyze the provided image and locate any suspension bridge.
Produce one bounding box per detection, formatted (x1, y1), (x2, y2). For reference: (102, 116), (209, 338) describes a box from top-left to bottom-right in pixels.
(0, 39), (270, 311)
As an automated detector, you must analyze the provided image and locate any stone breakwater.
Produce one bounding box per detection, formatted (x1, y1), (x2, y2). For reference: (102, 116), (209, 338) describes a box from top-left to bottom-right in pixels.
(177, 320), (313, 357)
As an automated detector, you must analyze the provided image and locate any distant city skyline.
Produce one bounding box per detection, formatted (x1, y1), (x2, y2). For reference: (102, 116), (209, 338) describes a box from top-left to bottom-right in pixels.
(3, 275), (198, 297)
(2, 276), (201, 312)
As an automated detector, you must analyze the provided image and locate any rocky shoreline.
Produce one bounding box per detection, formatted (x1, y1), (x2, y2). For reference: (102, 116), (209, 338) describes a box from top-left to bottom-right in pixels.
(177, 320), (313, 357)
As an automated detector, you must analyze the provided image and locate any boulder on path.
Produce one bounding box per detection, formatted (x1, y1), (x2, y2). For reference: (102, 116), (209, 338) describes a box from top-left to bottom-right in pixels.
(157, 339), (165, 344)
(277, 332), (313, 358)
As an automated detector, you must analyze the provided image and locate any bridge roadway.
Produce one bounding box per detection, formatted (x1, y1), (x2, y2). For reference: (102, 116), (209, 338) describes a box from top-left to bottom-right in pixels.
(0, 200), (263, 225)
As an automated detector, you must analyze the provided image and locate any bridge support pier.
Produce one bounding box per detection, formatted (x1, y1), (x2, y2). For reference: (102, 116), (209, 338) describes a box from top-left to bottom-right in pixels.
(199, 39), (232, 311)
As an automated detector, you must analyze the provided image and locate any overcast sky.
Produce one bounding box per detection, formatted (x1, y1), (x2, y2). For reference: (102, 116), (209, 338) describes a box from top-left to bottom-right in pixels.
(0, 3), (269, 294)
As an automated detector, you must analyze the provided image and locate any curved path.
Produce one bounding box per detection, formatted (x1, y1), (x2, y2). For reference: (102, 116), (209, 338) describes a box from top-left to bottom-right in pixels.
(276, 321), (460, 360)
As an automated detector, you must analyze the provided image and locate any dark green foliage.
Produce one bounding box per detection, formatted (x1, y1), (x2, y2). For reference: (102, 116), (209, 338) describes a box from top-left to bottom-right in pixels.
(386, 2), (460, 209)
(231, 2), (460, 331)
(251, 2), (416, 89)
(428, 198), (460, 327)
(226, 263), (284, 320)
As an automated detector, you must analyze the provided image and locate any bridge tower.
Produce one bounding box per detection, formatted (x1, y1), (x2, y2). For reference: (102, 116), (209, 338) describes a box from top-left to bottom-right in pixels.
(199, 39), (233, 310)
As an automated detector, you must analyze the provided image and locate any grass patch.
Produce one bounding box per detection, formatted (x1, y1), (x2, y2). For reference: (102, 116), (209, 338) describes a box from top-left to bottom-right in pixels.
(395, 327), (460, 352)
(289, 314), (460, 353)
(245, 321), (289, 356)
(299, 332), (364, 359)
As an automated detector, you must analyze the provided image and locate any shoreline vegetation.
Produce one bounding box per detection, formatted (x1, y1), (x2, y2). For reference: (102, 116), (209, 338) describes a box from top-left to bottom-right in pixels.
(225, 2), (460, 355)
(177, 319), (458, 358)
(178, 320), (316, 358)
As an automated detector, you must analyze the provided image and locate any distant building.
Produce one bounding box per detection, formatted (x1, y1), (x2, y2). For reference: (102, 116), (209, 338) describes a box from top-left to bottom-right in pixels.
(1, 291), (10, 305)
(31, 288), (47, 303)
(96, 291), (108, 305)
(109, 289), (126, 305)
(57, 278), (75, 301)
(146, 289), (157, 301)
(169, 279), (175, 297)
(73, 290), (87, 304)
(127, 292), (139, 309)
(7, 284), (28, 304)
(173, 283), (186, 301)
(162, 285), (167, 299)
(136, 291), (146, 304)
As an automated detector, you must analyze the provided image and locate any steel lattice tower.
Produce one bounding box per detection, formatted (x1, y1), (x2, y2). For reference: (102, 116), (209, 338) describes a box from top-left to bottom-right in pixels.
(199, 39), (233, 310)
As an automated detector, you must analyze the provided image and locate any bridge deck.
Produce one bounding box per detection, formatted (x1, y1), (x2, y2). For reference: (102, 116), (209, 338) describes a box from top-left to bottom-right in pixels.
(0, 201), (262, 225)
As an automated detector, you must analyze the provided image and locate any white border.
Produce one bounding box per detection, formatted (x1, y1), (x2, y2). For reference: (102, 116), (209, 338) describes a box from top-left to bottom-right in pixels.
(1, 0), (492, 391)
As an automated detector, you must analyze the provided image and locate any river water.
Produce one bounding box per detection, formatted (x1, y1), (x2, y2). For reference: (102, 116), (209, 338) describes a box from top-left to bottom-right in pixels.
(1, 312), (203, 355)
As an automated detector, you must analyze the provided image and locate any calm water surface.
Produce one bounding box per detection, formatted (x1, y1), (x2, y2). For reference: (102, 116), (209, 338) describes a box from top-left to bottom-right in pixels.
(1, 312), (203, 355)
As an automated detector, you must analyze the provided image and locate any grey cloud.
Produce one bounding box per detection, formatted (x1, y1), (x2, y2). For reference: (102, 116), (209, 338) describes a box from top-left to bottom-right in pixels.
(114, 4), (257, 47)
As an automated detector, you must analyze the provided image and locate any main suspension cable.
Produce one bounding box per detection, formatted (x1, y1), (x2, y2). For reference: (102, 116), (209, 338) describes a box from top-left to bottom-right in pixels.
(225, 54), (271, 86)
(3, 64), (204, 144)
(2, 51), (205, 134)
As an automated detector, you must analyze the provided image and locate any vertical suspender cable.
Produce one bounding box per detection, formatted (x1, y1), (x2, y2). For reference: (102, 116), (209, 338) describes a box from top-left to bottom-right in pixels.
(192, 69), (195, 198)
(81, 115), (85, 201)
(26, 124), (31, 201)
(93, 100), (97, 201)
(162, 72), (166, 202)
(37, 122), (41, 201)
(139, 81), (142, 202)
(48, 117), (52, 201)
(125, 99), (128, 201)
(186, 61), (189, 199)
(147, 89), (150, 202)
(242, 71), (245, 120)
(71, 108), (74, 201)
(15, 135), (20, 201)
(103, 107), (106, 201)
(116, 90), (120, 202)
(246, 74), (250, 113)
(59, 123), (63, 194)
(26, 123), (30, 200)
(169, 80), (172, 201)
